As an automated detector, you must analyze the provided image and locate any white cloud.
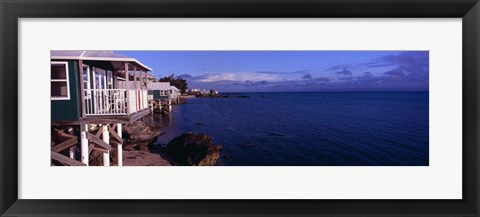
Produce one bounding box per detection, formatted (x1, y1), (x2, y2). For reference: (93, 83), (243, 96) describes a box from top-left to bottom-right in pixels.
(194, 72), (280, 83)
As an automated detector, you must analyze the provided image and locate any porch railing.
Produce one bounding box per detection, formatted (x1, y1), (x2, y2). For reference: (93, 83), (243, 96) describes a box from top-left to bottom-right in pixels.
(84, 89), (127, 115)
(84, 89), (149, 116)
(128, 89), (149, 114)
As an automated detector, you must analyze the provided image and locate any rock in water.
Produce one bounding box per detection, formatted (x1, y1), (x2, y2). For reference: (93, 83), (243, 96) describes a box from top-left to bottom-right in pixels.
(166, 132), (222, 166)
(123, 120), (162, 143)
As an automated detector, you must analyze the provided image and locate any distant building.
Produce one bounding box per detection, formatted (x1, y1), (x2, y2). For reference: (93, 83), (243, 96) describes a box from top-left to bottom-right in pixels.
(169, 86), (181, 102)
(147, 82), (181, 104)
(187, 88), (219, 96)
(147, 82), (171, 100)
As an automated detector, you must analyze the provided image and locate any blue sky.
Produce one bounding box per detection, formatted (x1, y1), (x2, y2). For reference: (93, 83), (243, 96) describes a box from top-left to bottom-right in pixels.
(115, 51), (429, 92)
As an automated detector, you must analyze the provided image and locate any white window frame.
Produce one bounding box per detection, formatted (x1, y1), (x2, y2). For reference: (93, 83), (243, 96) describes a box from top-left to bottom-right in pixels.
(92, 67), (96, 90)
(92, 66), (108, 90)
(83, 64), (91, 99)
(107, 70), (113, 89)
(51, 61), (70, 100)
(83, 65), (90, 90)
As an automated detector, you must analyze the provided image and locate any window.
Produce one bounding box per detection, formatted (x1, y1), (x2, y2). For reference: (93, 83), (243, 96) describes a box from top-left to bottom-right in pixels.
(107, 70), (113, 89)
(93, 67), (107, 90)
(51, 62), (70, 100)
(83, 65), (91, 98)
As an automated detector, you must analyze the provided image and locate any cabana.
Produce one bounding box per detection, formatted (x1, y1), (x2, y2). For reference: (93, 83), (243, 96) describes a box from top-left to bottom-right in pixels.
(169, 86), (181, 103)
(51, 50), (152, 123)
(147, 82), (171, 100)
(50, 50), (153, 167)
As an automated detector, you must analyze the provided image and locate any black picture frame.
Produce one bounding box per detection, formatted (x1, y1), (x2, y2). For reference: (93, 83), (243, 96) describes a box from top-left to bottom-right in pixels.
(1, 0), (479, 216)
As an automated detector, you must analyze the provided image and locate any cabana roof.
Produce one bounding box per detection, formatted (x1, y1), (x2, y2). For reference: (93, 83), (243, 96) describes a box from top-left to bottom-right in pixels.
(148, 82), (171, 90)
(170, 86), (180, 91)
(118, 81), (147, 89)
(50, 50), (152, 72)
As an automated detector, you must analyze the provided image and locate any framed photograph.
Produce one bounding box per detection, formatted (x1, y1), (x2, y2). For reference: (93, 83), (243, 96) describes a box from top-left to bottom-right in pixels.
(1, 0), (479, 216)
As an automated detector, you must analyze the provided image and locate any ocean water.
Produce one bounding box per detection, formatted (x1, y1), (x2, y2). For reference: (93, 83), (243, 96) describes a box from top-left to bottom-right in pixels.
(154, 92), (429, 166)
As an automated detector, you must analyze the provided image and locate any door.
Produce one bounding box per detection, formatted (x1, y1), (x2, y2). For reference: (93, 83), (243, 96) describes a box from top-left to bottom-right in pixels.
(82, 65), (94, 114)
(92, 67), (108, 114)
(82, 65), (91, 99)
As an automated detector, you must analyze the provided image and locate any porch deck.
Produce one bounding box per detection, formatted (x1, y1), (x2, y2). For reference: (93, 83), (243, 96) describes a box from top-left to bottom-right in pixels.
(52, 88), (150, 126)
(79, 108), (150, 124)
(51, 108), (151, 125)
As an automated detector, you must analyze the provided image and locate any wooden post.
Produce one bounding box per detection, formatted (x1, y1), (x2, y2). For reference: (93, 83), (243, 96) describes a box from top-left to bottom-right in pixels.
(117, 123), (123, 166)
(78, 60), (86, 117)
(140, 69), (144, 89)
(114, 70), (118, 89)
(69, 147), (75, 159)
(145, 72), (148, 88)
(103, 152), (110, 166)
(67, 127), (75, 159)
(140, 70), (145, 110)
(80, 124), (89, 166)
(133, 67), (137, 89)
(125, 62), (130, 115)
(116, 123), (122, 138)
(139, 69), (143, 109)
(102, 125), (110, 166)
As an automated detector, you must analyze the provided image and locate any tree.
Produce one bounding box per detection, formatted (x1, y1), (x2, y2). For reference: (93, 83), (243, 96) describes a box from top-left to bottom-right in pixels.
(158, 74), (188, 93)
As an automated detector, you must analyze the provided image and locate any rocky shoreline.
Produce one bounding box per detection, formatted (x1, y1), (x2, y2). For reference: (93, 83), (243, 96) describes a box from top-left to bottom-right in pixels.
(195, 92), (250, 98)
(116, 116), (222, 166)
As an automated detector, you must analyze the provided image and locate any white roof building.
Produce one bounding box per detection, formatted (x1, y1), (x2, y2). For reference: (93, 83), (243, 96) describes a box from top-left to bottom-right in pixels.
(170, 86), (179, 92)
(148, 82), (171, 90)
(118, 81), (148, 89)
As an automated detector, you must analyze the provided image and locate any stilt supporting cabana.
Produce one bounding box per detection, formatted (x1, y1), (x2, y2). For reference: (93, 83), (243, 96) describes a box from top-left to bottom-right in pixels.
(68, 128), (75, 159)
(117, 123), (123, 166)
(69, 147), (75, 159)
(80, 124), (89, 166)
(102, 125), (110, 166)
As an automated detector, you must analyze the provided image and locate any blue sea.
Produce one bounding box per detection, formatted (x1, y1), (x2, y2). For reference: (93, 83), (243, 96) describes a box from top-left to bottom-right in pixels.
(154, 92), (429, 166)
